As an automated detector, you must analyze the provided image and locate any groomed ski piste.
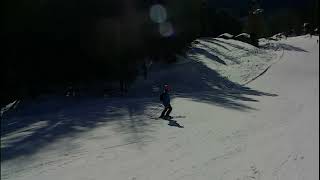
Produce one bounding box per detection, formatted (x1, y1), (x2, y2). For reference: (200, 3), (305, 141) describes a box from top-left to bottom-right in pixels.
(1, 35), (319, 180)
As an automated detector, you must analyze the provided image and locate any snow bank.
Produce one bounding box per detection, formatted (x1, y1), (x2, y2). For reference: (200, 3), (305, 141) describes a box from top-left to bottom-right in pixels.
(235, 33), (250, 39)
(1, 100), (20, 118)
(217, 33), (234, 39)
(272, 33), (286, 40)
(234, 33), (251, 44)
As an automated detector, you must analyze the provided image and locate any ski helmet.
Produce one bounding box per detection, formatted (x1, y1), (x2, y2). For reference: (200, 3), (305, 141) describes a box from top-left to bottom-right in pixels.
(164, 84), (170, 91)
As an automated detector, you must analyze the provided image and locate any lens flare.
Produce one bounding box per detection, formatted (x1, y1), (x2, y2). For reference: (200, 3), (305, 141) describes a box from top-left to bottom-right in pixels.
(159, 22), (174, 37)
(149, 4), (167, 24)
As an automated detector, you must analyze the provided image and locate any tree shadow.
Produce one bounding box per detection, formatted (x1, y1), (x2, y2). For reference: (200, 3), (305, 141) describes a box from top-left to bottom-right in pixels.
(1, 56), (278, 162)
(196, 42), (240, 64)
(260, 42), (309, 52)
(190, 47), (227, 65)
(131, 57), (277, 112)
(1, 97), (157, 162)
(196, 38), (272, 65)
(198, 38), (231, 51)
(205, 38), (256, 52)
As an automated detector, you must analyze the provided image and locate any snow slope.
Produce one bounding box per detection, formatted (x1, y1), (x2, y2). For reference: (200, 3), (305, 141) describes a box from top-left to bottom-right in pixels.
(1, 36), (318, 180)
(129, 37), (280, 97)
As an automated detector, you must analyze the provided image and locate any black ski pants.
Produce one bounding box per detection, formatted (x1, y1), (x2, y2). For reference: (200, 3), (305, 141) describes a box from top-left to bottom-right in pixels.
(161, 104), (172, 117)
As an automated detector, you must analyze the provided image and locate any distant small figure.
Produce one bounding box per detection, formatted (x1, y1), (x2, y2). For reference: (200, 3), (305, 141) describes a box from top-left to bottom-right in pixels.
(159, 85), (172, 119)
(65, 85), (75, 97)
(142, 61), (148, 80)
(120, 79), (129, 96)
(314, 28), (318, 35)
(141, 57), (153, 80)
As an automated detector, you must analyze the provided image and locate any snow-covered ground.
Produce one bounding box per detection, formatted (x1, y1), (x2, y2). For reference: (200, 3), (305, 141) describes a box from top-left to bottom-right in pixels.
(1, 36), (318, 180)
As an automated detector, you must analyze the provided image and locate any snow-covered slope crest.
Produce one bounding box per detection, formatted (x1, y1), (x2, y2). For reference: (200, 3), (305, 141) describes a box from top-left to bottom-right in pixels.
(189, 37), (279, 84)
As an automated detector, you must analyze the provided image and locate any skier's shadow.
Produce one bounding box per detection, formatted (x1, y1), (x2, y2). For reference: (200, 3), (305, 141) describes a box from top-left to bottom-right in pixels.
(168, 120), (184, 128)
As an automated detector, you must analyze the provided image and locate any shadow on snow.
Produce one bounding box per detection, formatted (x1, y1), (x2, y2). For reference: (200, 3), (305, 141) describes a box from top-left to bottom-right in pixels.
(1, 50), (278, 162)
(260, 42), (309, 52)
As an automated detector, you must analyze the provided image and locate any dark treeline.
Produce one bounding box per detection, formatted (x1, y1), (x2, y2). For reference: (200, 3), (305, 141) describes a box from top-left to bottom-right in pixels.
(204, 0), (318, 38)
(1, 0), (318, 106)
(1, 0), (202, 106)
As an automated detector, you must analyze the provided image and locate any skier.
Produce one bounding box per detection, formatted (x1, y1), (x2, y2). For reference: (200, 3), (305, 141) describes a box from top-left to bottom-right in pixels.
(65, 83), (76, 97)
(159, 84), (173, 119)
